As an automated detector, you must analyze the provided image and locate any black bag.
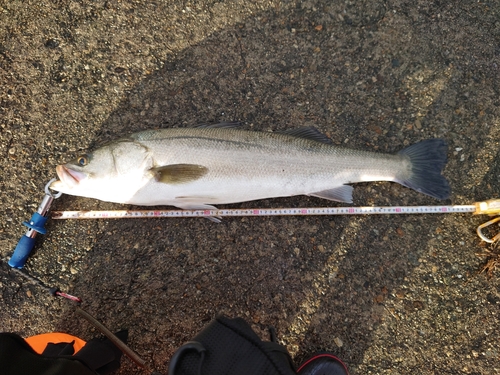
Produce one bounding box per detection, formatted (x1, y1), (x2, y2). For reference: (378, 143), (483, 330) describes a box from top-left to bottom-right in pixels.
(168, 315), (297, 375)
(0, 331), (126, 375)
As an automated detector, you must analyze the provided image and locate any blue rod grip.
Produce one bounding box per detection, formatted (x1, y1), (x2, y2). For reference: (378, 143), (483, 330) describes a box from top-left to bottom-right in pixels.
(8, 236), (36, 268)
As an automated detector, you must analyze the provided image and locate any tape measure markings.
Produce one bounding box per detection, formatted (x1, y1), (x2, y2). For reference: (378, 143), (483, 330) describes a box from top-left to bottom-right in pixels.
(51, 205), (478, 220)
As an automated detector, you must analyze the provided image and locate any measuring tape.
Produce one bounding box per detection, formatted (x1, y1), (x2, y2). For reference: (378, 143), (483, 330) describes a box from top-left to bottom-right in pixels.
(50, 199), (500, 219)
(52, 204), (479, 219)
(50, 199), (500, 243)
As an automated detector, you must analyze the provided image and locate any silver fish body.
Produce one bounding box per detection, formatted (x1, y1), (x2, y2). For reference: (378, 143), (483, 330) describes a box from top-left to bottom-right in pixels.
(50, 126), (450, 209)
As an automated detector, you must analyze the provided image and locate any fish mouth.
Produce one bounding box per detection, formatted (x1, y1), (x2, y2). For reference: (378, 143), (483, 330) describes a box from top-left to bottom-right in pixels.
(54, 165), (87, 188)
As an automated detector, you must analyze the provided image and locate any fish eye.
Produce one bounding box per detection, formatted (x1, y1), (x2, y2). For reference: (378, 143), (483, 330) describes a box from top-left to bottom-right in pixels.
(77, 155), (89, 166)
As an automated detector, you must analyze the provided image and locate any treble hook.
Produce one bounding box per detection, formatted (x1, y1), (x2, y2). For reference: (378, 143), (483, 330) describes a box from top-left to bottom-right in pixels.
(476, 216), (500, 244)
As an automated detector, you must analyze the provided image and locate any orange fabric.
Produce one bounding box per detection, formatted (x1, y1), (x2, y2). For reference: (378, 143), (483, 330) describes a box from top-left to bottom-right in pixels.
(25, 332), (87, 354)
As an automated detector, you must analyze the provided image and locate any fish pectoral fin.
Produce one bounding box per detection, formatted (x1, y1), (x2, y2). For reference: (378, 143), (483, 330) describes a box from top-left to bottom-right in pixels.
(151, 164), (208, 184)
(309, 185), (354, 203)
(277, 127), (333, 144)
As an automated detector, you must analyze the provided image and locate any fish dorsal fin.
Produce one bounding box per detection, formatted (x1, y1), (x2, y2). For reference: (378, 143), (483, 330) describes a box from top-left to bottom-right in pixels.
(194, 121), (242, 129)
(309, 185), (354, 203)
(151, 164), (208, 184)
(278, 127), (333, 144)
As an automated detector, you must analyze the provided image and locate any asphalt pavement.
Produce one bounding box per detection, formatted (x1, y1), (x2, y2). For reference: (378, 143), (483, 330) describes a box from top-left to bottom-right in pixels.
(1, 1), (499, 374)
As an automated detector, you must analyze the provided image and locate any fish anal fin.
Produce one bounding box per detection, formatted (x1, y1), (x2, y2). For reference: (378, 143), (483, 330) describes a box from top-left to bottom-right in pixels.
(152, 164), (208, 184)
(278, 127), (333, 144)
(309, 185), (353, 203)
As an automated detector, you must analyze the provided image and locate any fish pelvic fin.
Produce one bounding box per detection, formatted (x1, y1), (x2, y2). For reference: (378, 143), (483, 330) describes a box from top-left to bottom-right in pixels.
(174, 202), (221, 223)
(396, 139), (450, 200)
(151, 164), (208, 184)
(309, 185), (354, 203)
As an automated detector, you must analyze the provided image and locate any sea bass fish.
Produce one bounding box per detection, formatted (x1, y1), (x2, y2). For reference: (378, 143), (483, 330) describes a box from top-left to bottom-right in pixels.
(50, 125), (450, 209)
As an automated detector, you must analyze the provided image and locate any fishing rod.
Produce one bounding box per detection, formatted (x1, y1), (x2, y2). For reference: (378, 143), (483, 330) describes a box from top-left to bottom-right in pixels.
(5, 181), (499, 374)
(5, 185), (500, 370)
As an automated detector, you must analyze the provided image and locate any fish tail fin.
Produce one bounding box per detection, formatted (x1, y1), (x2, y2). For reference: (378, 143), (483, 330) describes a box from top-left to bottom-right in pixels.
(396, 139), (450, 200)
